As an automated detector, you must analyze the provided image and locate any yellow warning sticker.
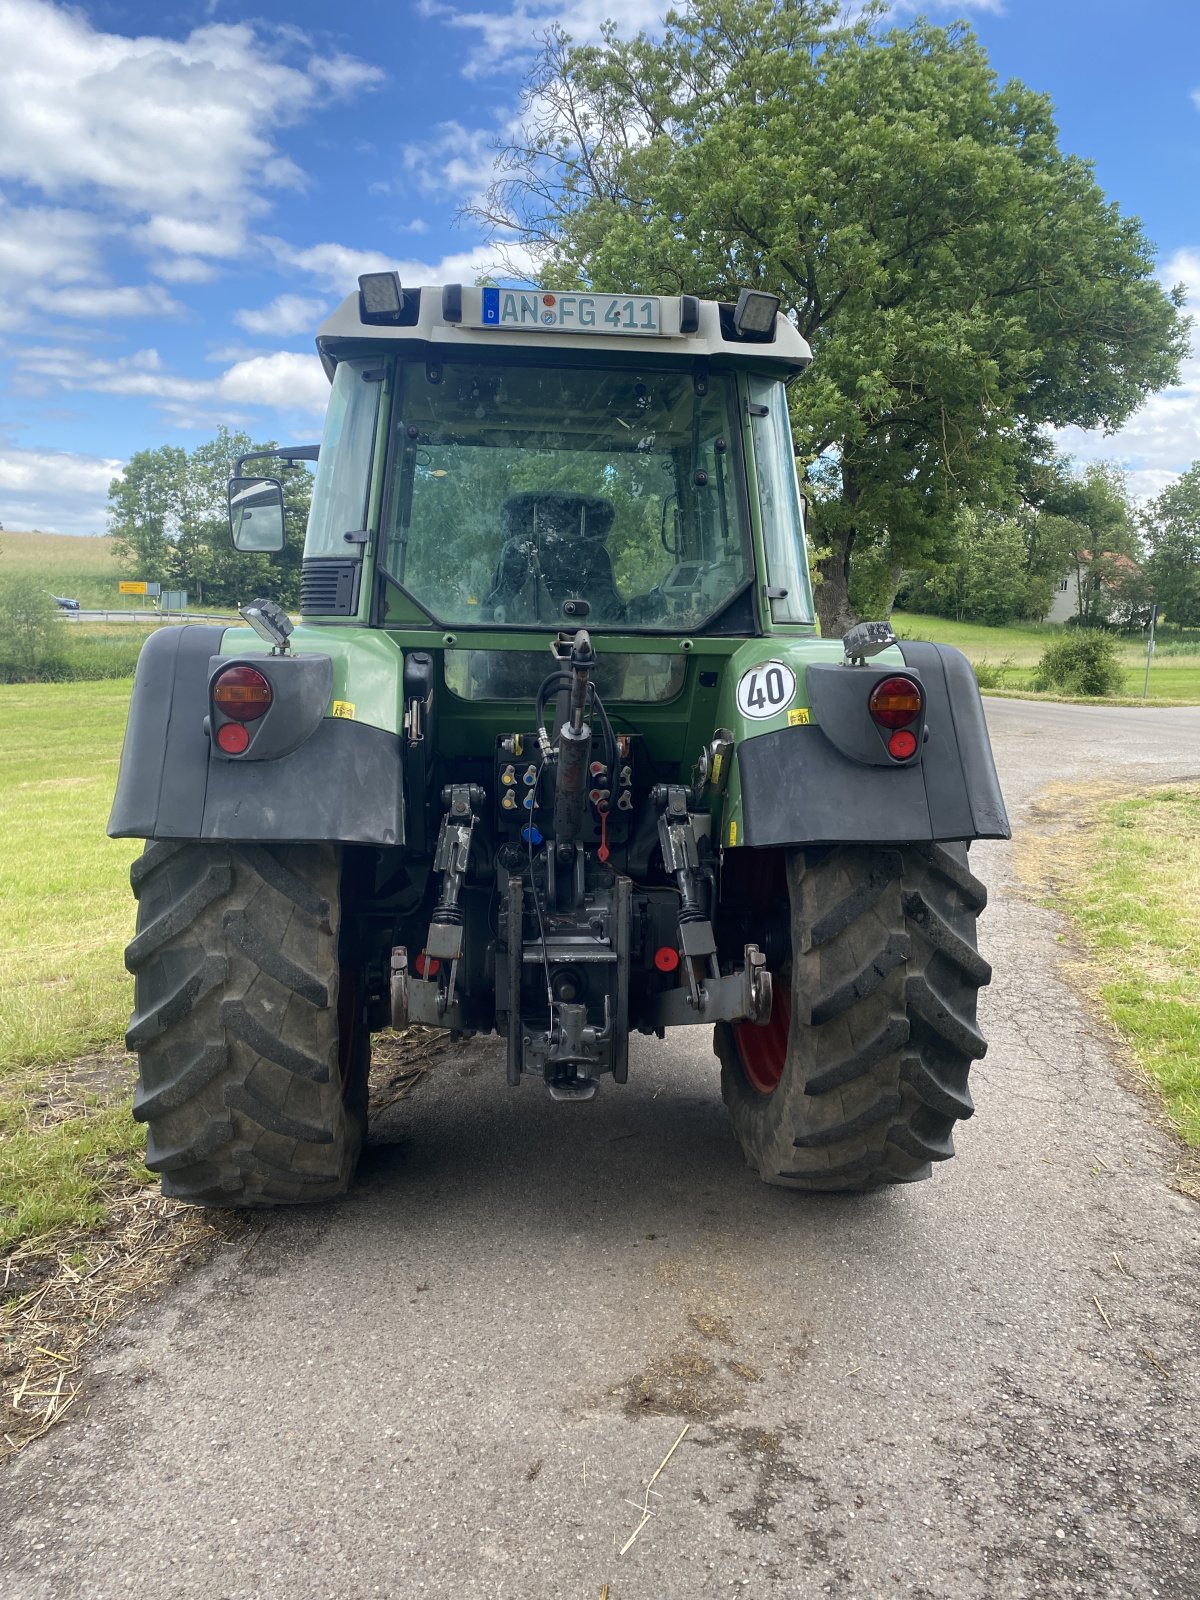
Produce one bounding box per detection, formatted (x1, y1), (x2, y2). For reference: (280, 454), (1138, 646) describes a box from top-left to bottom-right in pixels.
(728, 818), (738, 846)
(331, 700), (357, 720)
(787, 707), (812, 726)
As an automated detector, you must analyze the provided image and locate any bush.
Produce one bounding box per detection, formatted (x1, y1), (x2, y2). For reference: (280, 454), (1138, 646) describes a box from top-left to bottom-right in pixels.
(0, 631), (143, 683)
(0, 575), (55, 666)
(1034, 633), (1124, 696)
(971, 656), (1014, 689)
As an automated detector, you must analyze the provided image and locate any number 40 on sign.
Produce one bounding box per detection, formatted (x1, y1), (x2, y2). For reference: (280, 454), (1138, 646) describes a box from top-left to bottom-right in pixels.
(736, 661), (797, 719)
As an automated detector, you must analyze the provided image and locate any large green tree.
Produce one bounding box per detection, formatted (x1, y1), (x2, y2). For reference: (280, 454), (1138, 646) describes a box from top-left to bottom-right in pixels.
(477, 0), (1188, 631)
(107, 427), (310, 608)
(1143, 463), (1200, 628)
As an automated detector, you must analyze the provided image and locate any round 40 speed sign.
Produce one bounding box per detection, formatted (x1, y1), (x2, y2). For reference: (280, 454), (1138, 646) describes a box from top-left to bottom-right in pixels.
(735, 660), (797, 720)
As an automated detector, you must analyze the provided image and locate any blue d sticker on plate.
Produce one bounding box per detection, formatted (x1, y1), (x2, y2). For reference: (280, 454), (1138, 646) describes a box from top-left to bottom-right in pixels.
(481, 288), (500, 325)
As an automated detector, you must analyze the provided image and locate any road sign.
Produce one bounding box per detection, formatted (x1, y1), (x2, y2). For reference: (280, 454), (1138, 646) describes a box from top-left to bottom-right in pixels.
(118, 581), (148, 595)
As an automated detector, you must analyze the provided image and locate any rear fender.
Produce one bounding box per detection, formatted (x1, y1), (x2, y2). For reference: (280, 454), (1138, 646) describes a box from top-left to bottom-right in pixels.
(108, 623), (405, 845)
(722, 640), (1009, 847)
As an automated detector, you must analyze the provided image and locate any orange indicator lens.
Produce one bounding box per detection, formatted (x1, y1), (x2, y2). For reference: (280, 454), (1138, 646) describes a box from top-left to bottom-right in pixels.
(868, 676), (923, 729)
(213, 665), (272, 722)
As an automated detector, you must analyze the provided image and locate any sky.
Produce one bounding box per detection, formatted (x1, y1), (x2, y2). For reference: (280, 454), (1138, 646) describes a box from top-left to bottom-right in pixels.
(0, 0), (1197, 536)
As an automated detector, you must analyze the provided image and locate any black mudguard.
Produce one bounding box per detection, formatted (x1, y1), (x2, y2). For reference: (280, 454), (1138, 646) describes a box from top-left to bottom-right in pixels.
(107, 625), (405, 845)
(737, 641), (1010, 846)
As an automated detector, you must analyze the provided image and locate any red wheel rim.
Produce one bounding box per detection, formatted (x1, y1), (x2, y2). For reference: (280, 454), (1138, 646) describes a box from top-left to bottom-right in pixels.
(734, 975), (791, 1096)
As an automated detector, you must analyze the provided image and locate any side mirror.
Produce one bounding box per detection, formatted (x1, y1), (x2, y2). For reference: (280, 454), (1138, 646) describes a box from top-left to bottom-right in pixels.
(228, 477), (285, 552)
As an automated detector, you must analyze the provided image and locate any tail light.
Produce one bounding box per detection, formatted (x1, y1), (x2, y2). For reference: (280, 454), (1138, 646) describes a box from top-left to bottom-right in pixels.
(212, 665), (272, 722)
(868, 676), (923, 729)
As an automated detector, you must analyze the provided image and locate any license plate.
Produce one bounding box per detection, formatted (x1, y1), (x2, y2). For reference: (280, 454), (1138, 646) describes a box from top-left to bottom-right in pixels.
(474, 289), (672, 336)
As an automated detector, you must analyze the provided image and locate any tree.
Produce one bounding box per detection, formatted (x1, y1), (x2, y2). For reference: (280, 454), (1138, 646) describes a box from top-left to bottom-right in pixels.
(1143, 463), (1200, 628)
(476, 0), (1189, 632)
(902, 507), (1065, 626)
(0, 575), (55, 667)
(107, 428), (310, 608)
(1028, 459), (1142, 626)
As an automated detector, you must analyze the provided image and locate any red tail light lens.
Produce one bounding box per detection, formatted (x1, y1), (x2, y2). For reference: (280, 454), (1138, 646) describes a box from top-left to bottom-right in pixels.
(868, 676), (923, 729)
(213, 665), (272, 722)
(887, 729), (918, 760)
(215, 722), (250, 754)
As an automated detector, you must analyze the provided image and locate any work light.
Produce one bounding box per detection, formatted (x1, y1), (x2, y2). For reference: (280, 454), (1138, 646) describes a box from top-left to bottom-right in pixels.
(358, 271), (404, 324)
(732, 288), (780, 336)
(239, 597), (294, 654)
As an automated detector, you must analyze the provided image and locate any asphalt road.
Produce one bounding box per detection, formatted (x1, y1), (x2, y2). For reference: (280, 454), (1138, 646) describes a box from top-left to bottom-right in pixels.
(4, 700), (1199, 1599)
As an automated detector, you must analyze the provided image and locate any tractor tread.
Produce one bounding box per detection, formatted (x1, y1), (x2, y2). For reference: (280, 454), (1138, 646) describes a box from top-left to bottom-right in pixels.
(887, 1121), (957, 1164)
(125, 842), (366, 1209)
(899, 1052), (975, 1121)
(224, 1084), (335, 1144)
(221, 999), (330, 1082)
(132, 1044), (227, 1122)
(901, 890), (992, 985)
(905, 974), (988, 1061)
(129, 839), (186, 891)
(221, 910), (329, 1006)
(125, 952), (226, 1047)
(718, 842), (990, 1193)
(239, 844), (332, 927)
(124, 860), (232, 971)
(810, 933), (909, 1024)
(791, 1092), (902, 1148)
(807, 851), (900, 948)
(914, 843), (988, 911)
(804, 1015), (910, 1095)
(146, 1118), (236, 1174)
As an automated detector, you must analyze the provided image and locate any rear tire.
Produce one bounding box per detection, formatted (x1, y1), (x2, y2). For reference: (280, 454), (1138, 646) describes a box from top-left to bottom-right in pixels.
(716, 843), (990, 1192)
(125, 841), (369, 1207)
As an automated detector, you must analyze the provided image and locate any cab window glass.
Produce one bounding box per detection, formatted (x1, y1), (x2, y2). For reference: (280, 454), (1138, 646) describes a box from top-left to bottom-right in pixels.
(304, 361), (381, 558)
(748, 376), (814, 624)
(381, 361), (751, 631)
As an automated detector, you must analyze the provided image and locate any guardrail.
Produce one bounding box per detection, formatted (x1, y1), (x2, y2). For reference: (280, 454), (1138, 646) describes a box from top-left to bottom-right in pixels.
(56, 610), (239, 625)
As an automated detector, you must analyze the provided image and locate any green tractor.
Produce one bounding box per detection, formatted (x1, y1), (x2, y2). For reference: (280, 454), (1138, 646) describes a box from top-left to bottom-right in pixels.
(109, 278), (1009, 1205)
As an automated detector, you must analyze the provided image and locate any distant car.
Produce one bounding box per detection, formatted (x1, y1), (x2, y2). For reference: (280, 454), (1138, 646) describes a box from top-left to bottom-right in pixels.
(51, 595), (81, 611)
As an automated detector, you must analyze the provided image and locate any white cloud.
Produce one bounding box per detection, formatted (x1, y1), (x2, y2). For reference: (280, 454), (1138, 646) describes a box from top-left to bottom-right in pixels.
(15, 344), (330, 426)
(1057, 248), (1200, 501)
(402, 121), (502, 196)
(219, 351), (328, 413)
(28, 284), (183, 320)
(150, 256), (219, 285)
(419, 0), (655, 78)
(0, 200), (186, 328)
(136, 217), (245, 261)
(271, 239), (404, 292)
(274, 237), (537, 294)
(307, 52), (386, 96)
(0, 1), (380, 261)
(0, 442), (122, 536)
(235, 295), (331, 337)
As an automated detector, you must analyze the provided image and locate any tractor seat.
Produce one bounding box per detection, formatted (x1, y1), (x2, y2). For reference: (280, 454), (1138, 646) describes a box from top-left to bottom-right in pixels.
(485, 491), (626, 623)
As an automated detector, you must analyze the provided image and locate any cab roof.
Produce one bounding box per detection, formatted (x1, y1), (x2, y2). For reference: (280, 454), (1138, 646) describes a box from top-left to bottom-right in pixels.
(315, 284), (812, 380)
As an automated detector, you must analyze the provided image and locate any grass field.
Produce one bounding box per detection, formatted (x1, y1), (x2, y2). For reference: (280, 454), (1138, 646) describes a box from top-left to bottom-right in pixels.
(893, 611), (1200, 702)
(0, 680), (144, 1247)
(0, 529), (128, 611)
(1056, 786), (1200, 1152)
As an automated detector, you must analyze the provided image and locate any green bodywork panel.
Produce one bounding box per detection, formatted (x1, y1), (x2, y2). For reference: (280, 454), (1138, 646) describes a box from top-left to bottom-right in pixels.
(715, 637), (908, 848)
(220, 622), (907, 850)
(220, 624), (407, 735)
